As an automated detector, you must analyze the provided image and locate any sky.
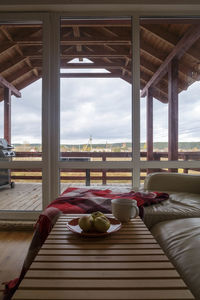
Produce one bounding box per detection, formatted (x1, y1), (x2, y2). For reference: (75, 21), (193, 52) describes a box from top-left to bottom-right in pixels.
(0, 71), (200, 145)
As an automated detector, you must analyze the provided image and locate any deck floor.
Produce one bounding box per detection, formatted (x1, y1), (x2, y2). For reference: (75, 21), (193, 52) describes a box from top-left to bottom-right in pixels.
(0, 183), (131, 211)
(0, 183), (69, 211)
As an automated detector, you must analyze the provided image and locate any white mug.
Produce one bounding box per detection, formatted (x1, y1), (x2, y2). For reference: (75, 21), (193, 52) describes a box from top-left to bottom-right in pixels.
(111, 198), (139, 223)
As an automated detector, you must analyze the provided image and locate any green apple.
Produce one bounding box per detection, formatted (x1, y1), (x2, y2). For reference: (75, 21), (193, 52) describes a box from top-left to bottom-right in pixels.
(78, 215), (94, 232)
(91, 211), (105, 220)
(94, 216), (110, 233)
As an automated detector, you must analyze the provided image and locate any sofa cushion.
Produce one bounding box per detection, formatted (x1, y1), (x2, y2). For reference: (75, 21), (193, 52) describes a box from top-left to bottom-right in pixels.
(151, 218), (200, 299)
(144, 172), (200, 194)
(143, 192), (200, 229)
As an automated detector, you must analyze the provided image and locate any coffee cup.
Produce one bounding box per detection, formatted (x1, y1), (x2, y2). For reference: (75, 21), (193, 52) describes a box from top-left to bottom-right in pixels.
(111, 198), (139, 223)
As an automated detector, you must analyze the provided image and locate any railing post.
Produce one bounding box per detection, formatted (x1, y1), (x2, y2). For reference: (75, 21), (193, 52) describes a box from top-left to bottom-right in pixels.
(183, 154), (189, 174)
(153, 152), (162, 173)
(102, 153), (107, 185)
(86, 169), (90, 186)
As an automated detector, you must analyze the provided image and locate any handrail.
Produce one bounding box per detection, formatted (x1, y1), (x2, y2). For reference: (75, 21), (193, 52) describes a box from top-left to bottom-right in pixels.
(10, 151), (200, 184)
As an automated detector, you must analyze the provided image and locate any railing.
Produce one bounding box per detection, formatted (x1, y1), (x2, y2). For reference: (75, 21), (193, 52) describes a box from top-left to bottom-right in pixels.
(10, 151), (200, 184)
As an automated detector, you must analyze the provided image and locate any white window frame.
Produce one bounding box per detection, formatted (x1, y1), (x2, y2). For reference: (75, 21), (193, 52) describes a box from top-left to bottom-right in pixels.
(0, 5), (200, 220)
(0, 12), (51, 220)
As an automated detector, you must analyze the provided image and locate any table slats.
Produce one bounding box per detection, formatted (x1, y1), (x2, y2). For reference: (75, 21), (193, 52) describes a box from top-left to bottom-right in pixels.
(13, 215), (194, 300)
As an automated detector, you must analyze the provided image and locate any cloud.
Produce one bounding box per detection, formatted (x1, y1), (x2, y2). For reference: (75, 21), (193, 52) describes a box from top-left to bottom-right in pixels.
(0, 80), (42, 144)
(60, 78), (132, 143)
(0, 77), (200, 144)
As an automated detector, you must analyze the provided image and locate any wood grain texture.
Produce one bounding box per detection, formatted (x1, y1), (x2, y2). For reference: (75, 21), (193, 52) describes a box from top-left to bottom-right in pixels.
(13, 215), (195, 300)
(0, 231), (33, 299)
(0, 183), (68, 211)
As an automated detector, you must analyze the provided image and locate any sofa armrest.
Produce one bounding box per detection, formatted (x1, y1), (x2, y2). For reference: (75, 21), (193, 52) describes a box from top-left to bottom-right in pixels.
(144, 172), (200, 194)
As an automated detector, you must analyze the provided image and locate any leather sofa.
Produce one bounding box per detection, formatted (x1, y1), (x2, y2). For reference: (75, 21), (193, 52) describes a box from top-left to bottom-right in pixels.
(143, 172), (200, 299)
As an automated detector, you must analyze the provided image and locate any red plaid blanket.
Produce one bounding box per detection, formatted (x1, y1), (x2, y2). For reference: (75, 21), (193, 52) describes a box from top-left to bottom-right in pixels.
(3, 187), (168, 300)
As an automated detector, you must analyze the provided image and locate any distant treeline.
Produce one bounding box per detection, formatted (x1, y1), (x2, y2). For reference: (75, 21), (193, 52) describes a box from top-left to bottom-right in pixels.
(151, 142), (200, 150)
(13, 142), (200, 150)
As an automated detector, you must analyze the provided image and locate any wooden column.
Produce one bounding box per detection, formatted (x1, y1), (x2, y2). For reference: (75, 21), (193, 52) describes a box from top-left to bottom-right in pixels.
(146, 89), (153, 174)
(168, 59), (178, 172)
(102, 153), (107, 185)
(4, 87), (11, 144)
(147, 88), (153, 161)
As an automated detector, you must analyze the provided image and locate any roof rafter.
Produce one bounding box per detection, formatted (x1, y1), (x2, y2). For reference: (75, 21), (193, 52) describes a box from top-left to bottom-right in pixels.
(0, 25), (13, 41)
(140, 79), (168, 103)
(73, 26), (82, 56)
(0, 56), (28, 74)
(141, 24), (200, 62)
(141, 24), (200, 97)
(0, 74), (21, 97)
(0, 42), (16, 55)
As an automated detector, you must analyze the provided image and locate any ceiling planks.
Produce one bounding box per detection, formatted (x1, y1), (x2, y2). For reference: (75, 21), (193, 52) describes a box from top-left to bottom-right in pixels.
(0, 20), (200, 102)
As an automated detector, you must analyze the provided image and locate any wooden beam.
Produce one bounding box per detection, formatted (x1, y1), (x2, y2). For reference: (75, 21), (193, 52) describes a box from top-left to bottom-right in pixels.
(141, 55), (194, 87)
(141, 24), (179, 47)
(5, 65), (33, 83)
(12, 74), (41, 93)
(11, 38), (130, 46)
(0, 42), (16, 55)
(141, 24), (200, 97)
(33, 68), (39, 77)
(62, 39), (130, 46)
(60, 73), (120, 78)
(1, 20), (130, 28)
(141, 79), (168, 103)
(61, 20), (131, 27)
(0, 56), (28, 74)
(141, 24), (200, 62)
(147, 89), (153, 161)
(141, 70), (168, 92)
(23, 47), (130, 58)
(140, 39), (167, 63)
(168, 59), (178, 163)
(0, 25), (13, 41)
(73, 26), (82, 54)
(0, 75), (21, 98)
(4, 87), (11, 144)
(141, 18), (200, 24)
(64, 63), (123, 69)
(0, 24), (41, 28)
(141, 67), (186, 93)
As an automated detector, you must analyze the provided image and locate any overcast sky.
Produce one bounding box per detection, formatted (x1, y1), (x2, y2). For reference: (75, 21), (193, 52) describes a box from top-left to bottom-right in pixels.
(0, 74), (200, 145)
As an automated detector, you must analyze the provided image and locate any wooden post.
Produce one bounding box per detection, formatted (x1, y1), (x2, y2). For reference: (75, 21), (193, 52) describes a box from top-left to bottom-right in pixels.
(146, 88), (153, 174)
(102, 153), (107, 185)
(4, 87), (11, 144)
(168, 59), (178, 172)
(86, 169), (90, 186)
(147, 88), (153, 161)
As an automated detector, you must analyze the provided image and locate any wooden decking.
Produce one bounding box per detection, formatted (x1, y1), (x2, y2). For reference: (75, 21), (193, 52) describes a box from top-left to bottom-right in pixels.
(0, 183), (68, 211)
(0, 183), (131, 211)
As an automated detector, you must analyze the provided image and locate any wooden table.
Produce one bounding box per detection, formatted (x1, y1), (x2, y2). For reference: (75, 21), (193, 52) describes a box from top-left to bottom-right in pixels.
(13, 214), (194, 299)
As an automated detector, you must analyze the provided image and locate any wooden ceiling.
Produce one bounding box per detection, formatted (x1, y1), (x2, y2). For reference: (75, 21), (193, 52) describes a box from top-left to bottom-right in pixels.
(0, 19), (200, 103)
